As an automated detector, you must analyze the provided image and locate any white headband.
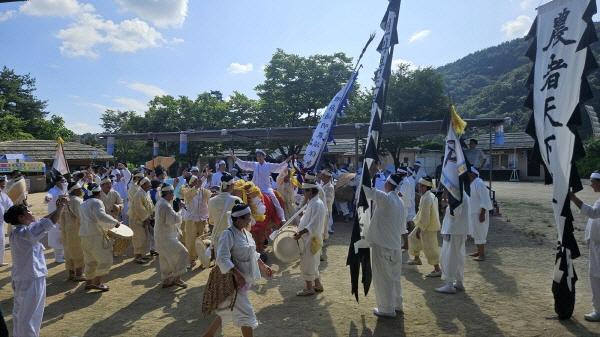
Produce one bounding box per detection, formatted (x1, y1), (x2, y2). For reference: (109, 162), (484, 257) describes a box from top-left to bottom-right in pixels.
(140, 177), (150, 186)
(418, 178), (433, 187)
(101, 177), (112, 185)
(161, 185), (174, 192)
(134, 172), (144, 178)
(189, 175), (199, 185)
(256, 149), (266, 155)
(221, 180), (234, 189)
(320, 170), (332, 177)
(591, 172), (600, 180)
(68, 183), (83, 193)
(231, 207), (251, 217)
(397, 168), (407, 174)
(91, 185), (101, 193)
(301, 182), (318, 189)
(386, 176), (399, 186)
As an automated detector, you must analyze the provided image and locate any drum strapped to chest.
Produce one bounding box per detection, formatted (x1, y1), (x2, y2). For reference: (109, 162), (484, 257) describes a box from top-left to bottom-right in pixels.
(107, 224), (133, 256)
(272, 226), (305, 263)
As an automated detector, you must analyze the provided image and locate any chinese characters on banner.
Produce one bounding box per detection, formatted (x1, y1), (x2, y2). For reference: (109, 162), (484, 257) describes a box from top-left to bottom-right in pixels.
(303, 71), (359, 170)
(526, 0), (598, 319)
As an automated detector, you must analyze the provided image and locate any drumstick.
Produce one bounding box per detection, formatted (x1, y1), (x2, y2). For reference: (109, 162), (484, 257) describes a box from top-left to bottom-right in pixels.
(268, 204), (308, 241)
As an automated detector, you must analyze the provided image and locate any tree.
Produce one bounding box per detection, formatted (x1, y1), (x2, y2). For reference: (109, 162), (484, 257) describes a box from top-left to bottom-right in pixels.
(0, 66), (73, 140)
(382, 64), (449, 167)
(255, 49), (355, 156)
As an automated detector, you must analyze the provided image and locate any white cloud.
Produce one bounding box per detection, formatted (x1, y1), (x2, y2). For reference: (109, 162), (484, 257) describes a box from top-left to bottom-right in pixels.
(408, 29), (431, 44)
(114, 97), (147, 112)
(68, 121), (103, 134)
(501, 15), (533, 39)
(392, 58), (418, 71)
(126, 82), (167, 97)
(519, 0), (537, 10)
(171, 37), (184, 44)
(227, 63), (253, 74)
(0, 10), (16, 22)
(20, 0), (93, 17)
(114, 0), (188, 28)
(57, 12), (165, 58)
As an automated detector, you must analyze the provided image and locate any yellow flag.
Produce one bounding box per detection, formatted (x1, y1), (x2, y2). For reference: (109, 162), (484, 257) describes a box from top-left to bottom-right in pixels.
(450, 105), (467, 136)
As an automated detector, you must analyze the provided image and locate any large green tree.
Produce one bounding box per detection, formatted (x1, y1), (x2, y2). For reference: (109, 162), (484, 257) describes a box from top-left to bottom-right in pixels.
(0, 66), (73, 140)
(255, 49), (355, 156)
(383, 64), (448, 167)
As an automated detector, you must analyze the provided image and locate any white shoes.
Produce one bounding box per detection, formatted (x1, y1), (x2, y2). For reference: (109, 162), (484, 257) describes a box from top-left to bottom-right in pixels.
(584, 311), (600, 322)
(435, 283), (457, 294)
(373, 308), (396, 318)
(453, 281), (465, 291)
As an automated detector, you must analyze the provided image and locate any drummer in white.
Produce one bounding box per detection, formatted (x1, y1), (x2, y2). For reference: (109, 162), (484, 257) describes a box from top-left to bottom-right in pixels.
(294, 182), (327, 296)
(79, 184), (121, 292)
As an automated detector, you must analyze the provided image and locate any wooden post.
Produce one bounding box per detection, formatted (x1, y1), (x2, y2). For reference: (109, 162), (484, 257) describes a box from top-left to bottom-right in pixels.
(488, 123), (493, 197)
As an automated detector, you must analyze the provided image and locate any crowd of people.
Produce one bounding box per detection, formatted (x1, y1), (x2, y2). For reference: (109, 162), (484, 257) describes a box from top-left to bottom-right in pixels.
(3, 146), (600, 337)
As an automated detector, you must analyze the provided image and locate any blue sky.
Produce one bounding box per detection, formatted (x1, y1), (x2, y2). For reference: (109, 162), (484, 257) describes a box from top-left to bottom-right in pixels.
(0, 0), (588, 133)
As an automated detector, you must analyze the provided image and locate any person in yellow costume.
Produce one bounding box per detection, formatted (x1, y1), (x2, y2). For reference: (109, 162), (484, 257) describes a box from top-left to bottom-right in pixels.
(130, 177), (155, 264)
(59, 181), (85, 281)
(181, 174), (211, 268)
(407, 176), (441, 277)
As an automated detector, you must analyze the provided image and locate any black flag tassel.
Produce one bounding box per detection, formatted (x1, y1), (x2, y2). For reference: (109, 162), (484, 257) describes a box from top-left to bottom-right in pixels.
(346, 0), (401, 302)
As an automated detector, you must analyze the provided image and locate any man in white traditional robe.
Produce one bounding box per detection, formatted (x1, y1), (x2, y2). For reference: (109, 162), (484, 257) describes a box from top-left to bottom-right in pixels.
(397, 168), (416, 250)
(436, 190), (470, 294)
(154, 184), (189, 288)
(467, 167), (494, 261)
(79, 184), (121, 292)
(319, 169), (335, 239)
(232, 150), (291, 224)
(211, 160), (227, 188)
(130, 177), (155, 264)
(569, 171), (600, 322)
(100, 177), (124, 221)
(413, 161), (428, 183)
(45, 176), (67, 263)
(294, 182), (327, 296)
(363, 173), (406, 317)
(208, 173), (242, 250)
(112, 170), (129, 223)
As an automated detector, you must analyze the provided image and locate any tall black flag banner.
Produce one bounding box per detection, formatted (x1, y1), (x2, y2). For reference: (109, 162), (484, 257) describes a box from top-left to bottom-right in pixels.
(346, 0), (401, 302)
(524, 0), (598, 320)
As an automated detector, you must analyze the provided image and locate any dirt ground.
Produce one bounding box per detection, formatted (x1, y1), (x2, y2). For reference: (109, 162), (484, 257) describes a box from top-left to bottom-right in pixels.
(1, 182), (600, 336)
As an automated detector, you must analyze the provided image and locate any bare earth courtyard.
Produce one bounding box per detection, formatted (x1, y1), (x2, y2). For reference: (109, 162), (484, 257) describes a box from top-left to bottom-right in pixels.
(0, 182), (600, 336)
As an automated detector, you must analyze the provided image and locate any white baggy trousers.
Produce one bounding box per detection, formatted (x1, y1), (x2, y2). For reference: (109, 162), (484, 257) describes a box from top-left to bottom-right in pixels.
(371, 244), (403, 314)
(440, 234), (466, 284)
(12, 277), (46, 337)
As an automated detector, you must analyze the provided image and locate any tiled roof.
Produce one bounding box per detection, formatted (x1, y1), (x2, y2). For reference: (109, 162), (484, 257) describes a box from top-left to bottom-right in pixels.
(475, 132), (534, 150)
(0, 140), (113, 161)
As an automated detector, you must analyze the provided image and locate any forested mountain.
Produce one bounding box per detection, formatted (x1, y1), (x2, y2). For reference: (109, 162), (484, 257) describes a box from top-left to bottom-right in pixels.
(436, 22), (600, 130)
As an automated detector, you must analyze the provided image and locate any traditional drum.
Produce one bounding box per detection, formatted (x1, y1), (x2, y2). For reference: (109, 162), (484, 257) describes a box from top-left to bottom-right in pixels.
(7, 177), (27, 204)
(195, 234), (212, 269)
(272, 226), (305, 263)
(107, 224), (133, 256)
(335, 173), (356, 202)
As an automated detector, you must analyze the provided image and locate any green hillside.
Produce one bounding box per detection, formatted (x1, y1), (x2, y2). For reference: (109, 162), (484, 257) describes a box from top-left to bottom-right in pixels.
(436, 23), (600, 130)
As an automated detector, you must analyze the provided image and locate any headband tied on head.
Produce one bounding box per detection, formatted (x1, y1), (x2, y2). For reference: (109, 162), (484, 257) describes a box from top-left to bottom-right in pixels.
(301, 182), (318, 189)
(418, 178), (433, 188)
(386, 176), (399, 186)
(255, 149), (266, 156)
(101, 177), (112, 185)
(68, 183), (83, 193)
(591, 172), (600, 180)
(139, 177), (150, 186)
(161, 185), (174, 192)
(231, 206), (251, 217)
(91, 185), (101, 193)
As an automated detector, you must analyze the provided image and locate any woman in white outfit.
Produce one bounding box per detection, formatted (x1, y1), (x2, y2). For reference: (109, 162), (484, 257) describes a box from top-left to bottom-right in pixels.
(202, 203), (273, 337)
